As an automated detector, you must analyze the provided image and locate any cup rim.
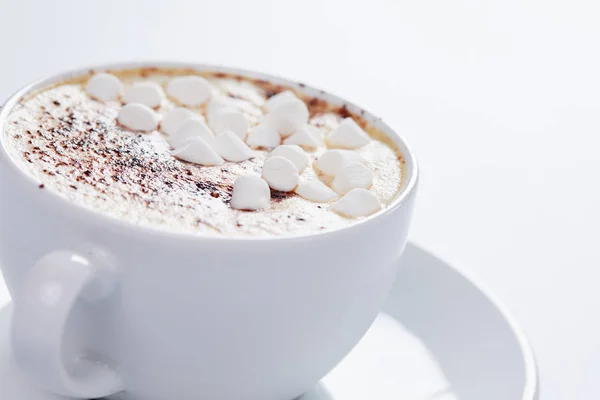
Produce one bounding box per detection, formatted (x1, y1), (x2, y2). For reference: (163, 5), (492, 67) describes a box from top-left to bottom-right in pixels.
(0, 61), (419, 243)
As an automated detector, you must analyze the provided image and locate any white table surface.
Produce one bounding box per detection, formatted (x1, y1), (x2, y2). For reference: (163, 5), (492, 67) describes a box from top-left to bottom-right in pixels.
(0, 1), (598, 398)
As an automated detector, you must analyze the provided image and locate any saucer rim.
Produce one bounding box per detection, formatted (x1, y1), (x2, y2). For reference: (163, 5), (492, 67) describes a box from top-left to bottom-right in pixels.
(410, 242), (539, 400)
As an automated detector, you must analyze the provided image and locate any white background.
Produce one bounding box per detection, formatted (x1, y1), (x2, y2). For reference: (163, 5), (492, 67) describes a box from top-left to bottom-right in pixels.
(0, 0), (598, 398)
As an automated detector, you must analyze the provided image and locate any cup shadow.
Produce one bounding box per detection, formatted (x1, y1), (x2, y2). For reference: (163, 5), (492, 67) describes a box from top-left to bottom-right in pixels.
(295, 383), (334, 400)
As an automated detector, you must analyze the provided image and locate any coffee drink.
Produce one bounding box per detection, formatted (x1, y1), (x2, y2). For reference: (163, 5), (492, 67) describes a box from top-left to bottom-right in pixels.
(2, 67), (404, 236)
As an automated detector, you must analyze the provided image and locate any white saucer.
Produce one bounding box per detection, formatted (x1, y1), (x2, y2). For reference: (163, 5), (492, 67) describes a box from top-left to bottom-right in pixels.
(0, 243), (537, 400)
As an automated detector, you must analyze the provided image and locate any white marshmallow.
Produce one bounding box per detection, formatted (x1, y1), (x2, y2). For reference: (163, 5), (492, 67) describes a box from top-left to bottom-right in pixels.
(215, 131), (254, 162)
(314, 149), (366, 176)
(208, 108), (248, 140)
(166, 76), (213, 106)
(161, 107), (203, 136)
(294, 180), (338, 203)
(331, 188), (382, 218)
(331, 162), (374, 194)
(269, 97), (309, 136)
(265, 90), (297, 112)
(261, 156), (299, 192)
(283, 124), (321, 150)
(86, 72), (122, 102)
(309, 125), (325, 145)
(206, 96), (241, 120)
(327, 118), (371, 149)
(246, 123), (281, 149)
(123, 81), (165, 107)
(258, 113), (279, 131)
(172, 137), (224, 166)
(269, 145), (309, 172)
(117, 103), (159, 132)
(168, 119), (216, 149)
(230, 175), (271, 211)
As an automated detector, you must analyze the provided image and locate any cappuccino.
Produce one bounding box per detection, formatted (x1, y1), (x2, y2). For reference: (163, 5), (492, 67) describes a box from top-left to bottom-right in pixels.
(2, 67), (404, 237)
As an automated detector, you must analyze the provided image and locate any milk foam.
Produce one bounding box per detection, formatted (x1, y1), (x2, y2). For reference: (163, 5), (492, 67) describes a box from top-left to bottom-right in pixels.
(3, 68), (404, 237)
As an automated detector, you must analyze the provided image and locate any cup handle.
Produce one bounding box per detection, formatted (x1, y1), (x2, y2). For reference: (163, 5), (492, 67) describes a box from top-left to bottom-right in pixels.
(10, 250), (124, 398)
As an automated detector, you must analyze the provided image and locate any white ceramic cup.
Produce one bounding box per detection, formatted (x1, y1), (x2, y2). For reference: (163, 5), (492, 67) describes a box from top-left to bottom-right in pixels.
(0, 63), (418, 400)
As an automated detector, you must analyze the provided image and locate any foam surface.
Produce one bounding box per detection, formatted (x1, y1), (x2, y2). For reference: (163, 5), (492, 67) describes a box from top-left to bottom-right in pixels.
(3, 68), (404, 237)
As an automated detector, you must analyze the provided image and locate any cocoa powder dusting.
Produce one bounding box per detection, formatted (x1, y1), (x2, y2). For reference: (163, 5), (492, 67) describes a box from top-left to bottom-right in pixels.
(9, 97), (239, 210)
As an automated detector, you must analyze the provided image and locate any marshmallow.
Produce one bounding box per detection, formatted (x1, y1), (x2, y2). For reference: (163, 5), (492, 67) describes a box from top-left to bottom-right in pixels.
(206, 96), (240, 120)
(208, 108), (248, 140)
(230, 175), (271, 211)
(85, 72), (122, 102)
(123, 81), (165, 108)
(269, 97), (309, 136)
(166, 76), (213, 106)
(259, 113), (278, 130)
(283, 124), (321, 150)
(161, 107), (203, 136)
(117, 103), (160, 132)
(314, 149), (366, 176)
(295, 180), (338, 203)
(215, 130), (254, 162)
(331, 188), (382, 218)
(309, 124), (325, 145)
(265, 90), (297, 112)
(168, 119), (216, 149)
(331, 162), (374, 194)
(246, 123), (281, 149)
(327, 118), (371, 149)
(172, 137), (224, 166)
(261, 156), (299, 192)
(269, 145), (309, 172)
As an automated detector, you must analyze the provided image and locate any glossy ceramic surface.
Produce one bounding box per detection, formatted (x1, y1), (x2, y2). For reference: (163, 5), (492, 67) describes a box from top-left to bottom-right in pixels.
(0, 63), (418, 400)
(0, 244), (537, 400)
